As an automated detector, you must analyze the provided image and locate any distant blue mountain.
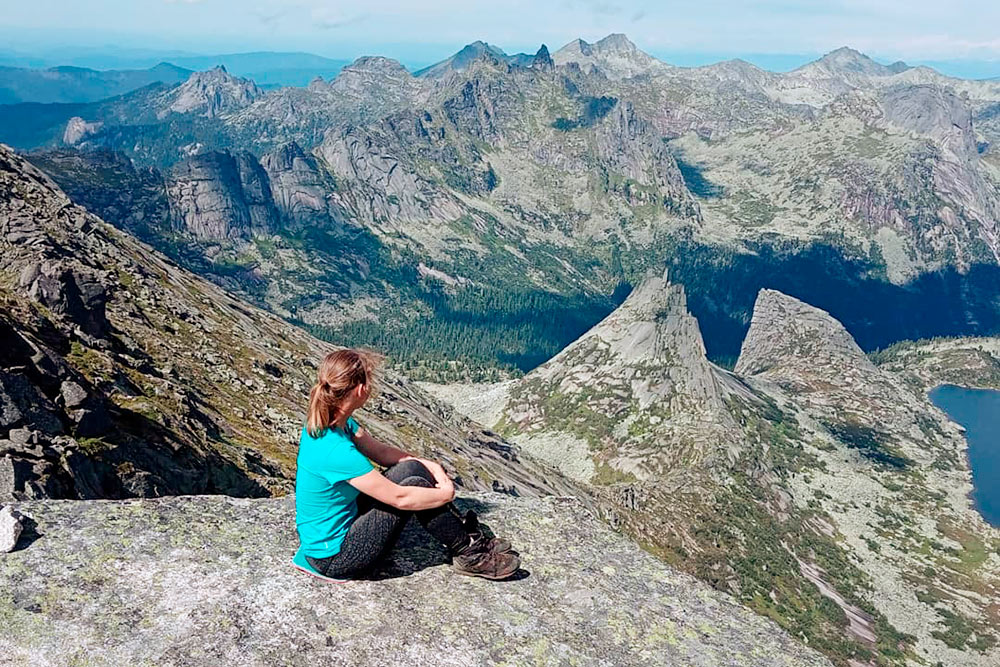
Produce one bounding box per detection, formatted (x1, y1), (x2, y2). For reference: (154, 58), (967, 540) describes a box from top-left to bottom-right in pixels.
(163, 52), (351, 87)
(0, 62), (191, 104)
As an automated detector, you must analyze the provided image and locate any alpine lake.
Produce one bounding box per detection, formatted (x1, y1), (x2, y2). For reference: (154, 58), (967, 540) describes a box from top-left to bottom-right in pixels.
(930, 384), (1000, 527)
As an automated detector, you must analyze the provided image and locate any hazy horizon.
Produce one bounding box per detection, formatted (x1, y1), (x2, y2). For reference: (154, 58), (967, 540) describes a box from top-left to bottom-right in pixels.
(2, 38), (999, 82)
(2, 0), (999, 79)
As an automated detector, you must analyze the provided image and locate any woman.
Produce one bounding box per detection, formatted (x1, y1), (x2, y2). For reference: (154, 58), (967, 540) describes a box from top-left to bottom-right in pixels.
(291, 348), (520, 581)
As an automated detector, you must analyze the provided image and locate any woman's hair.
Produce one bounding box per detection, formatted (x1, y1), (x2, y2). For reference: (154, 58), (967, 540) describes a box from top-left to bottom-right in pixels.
(306, 348), (384, 438)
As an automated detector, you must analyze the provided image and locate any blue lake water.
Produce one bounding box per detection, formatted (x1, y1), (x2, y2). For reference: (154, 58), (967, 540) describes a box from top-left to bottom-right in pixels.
(929, 384), (1000, 527)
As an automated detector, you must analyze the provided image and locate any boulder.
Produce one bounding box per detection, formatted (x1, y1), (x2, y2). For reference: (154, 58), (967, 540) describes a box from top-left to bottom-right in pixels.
(60, 380), (89, 409)
(0, 505), (22, 552)
(19, 260), (111, 338)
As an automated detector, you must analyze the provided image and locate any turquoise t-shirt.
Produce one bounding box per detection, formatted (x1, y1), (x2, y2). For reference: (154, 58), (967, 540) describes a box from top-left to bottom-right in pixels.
(294, 416), (374, 558)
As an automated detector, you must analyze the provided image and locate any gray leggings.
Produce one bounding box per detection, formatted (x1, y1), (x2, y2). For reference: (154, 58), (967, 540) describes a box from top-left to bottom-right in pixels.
(306, 460), (469, 578)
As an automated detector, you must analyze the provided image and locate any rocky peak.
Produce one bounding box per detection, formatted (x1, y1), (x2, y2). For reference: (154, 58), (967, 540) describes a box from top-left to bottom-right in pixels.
(594, 32), (640, 54)
(696, 58), (775, 90)
(795, 46), (896, 79)
(553, 33), (662, 79)
(887, 60), (911, 74)
(163, 66), (263, 118)
(501, 271), (735, 483)
(329, 56), (418, 102)
(733, 288), (952, 459)
(415, 41), (509, 79)
(735, 289), (870, 377)
(339, 55), (410, 77)
(532, 44), (554, 70)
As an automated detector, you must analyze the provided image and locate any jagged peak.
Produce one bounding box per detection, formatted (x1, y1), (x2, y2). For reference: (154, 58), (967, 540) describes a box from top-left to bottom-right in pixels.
(536, 269), (709, 374)
(532, 44), (554, 70)
(165, 66), (262, 118)
(553, 34), (662, 79)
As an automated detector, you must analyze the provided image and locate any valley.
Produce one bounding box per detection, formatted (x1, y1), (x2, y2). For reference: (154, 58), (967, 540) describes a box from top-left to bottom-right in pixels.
(2, 32), (1000, 666)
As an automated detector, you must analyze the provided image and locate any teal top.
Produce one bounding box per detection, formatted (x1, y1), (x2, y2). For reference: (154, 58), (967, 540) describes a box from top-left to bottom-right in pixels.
(294, 416), (374, 558)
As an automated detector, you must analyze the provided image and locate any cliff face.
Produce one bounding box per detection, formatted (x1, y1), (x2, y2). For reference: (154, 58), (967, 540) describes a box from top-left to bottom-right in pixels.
(167, 151), (272, 241)
(260, 142), (336, 232)
(0, 492), (829, 667)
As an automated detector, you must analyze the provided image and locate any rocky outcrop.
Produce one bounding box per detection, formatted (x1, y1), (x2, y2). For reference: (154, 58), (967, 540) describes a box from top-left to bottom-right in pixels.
(594, 101), (700, 218)
(260, 142), (334, 231)
(552, 34), (666, 79)
(62, 117), (103, 145)
(0, 492), (830, 666)
(735, 289), (867, 377)
(0, 505), (21, 552)
(734, 289), (1000, 666)
(162, 66), (262, 118)
(167, 151), (276, 240)
(735, 288), (951, 460)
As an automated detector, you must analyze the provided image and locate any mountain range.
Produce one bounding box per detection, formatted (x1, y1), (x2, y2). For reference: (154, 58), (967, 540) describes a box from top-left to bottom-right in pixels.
(2, 32), (1000, 666)
(2, 34), (998, 378)
(0, 51), (352, 102)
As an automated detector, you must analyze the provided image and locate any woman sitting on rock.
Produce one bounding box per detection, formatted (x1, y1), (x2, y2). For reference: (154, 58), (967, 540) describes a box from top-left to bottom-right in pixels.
(292, 348), (520, 581)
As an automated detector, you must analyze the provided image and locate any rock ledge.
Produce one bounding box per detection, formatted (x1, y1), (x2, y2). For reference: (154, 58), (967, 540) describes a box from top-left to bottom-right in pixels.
(1, 492), (828, 666)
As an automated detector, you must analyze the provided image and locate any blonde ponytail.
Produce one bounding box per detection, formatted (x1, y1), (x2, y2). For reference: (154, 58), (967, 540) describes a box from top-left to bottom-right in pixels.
(306, 348), (384, 438)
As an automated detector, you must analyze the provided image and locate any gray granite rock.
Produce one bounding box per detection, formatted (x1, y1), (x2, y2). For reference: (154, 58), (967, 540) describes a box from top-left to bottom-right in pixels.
(0, 493), (829, 666)
(0, 504), (21, 552)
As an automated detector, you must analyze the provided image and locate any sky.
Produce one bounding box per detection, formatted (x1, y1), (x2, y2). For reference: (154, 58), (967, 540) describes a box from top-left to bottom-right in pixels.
(2, 0), (1000, 77)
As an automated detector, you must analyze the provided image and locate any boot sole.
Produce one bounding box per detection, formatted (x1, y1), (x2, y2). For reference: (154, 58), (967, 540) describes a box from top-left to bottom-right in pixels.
(453, 566), (521, 580)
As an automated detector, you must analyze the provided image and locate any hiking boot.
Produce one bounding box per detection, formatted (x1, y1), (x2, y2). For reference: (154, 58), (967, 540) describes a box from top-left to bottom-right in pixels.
(462, 510), (517, 555)
(452, 535), (521, 580)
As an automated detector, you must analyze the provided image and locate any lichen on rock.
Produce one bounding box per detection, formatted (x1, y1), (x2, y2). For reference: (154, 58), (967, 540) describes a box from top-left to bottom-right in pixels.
(0, 492), (829, 666)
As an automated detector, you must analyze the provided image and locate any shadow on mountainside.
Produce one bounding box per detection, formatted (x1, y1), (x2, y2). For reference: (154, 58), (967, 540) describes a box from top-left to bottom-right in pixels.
(663, 239), (1000, 361)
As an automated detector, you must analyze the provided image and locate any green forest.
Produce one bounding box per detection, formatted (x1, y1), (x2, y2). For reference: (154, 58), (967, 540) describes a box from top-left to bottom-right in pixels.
(304, 282), (630, 381)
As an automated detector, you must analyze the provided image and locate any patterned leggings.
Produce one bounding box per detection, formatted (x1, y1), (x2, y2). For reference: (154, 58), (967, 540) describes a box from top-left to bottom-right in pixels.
(306, 459), (469, 578)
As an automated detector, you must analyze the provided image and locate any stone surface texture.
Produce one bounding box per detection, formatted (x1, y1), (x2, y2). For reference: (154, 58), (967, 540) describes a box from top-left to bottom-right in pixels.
(0, 493), (829, 667)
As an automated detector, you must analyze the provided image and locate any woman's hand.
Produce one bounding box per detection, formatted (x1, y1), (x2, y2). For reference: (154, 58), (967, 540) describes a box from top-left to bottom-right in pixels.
(401, 456), (455, 500)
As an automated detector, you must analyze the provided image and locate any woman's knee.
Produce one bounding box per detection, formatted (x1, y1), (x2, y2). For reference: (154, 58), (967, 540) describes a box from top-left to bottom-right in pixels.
(387, 459), (432, 483)
(398, 474), (433, 488)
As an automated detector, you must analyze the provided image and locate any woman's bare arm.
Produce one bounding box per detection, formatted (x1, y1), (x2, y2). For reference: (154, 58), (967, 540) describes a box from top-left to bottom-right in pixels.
(348, 469), (454, 511)
(351, 424), (413, 467)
